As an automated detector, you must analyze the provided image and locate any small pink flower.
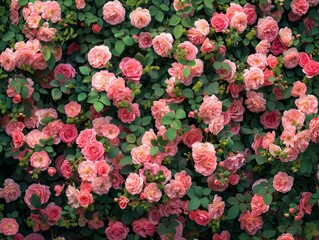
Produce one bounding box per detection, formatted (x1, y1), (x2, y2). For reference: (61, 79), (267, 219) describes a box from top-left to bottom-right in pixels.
(273, 172), (294, 193)
(105, 221), (129, 240)
(88, 45), (112, 69)
(238, 211), (263, 235)
(152, 33), (174, 57)
(210, 13), (229, 32)
(256, 16), (279, 42)
(129, 8), (151, 29)
(243, 67), (264, 90)
(65, 101), (81, 117)
(125, 173), (144, 195)
(119, 57), (143, 82)
(245, 91), (266, 113)
(30, 151), (51, 171)
(0, 218), (19, 236)
(103, 0), (125, 25)
(208, 195), (225, 220)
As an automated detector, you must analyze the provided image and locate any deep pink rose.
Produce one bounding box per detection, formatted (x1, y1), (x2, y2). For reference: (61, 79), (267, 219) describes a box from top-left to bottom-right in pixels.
(257, 16), (279, 42)
(210, 13), (229, 32)
(59, 124), (78, 144)
(260, 110), (281, 130)
(119, 57), (143, 82)
(105, 221), (129, 240)
(24, 183), (50, 210)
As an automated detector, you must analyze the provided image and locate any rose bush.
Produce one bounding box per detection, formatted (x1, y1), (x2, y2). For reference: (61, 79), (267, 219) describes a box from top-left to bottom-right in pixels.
(0, 0), (319, 239)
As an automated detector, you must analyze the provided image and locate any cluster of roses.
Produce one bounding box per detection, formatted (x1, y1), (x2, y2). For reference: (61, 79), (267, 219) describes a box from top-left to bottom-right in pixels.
(0, 39), (61, 72)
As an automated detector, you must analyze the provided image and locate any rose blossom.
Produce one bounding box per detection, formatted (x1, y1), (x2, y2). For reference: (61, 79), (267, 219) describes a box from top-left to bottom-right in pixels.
(194, 19), (210, 36)
(228, 98), (245, 122)
(238, 211), (263, 235)
(42, 203), (62, 225)
(291, 0), (309, 16)
(208, 195), (225, 220)
(0, 179), (21, 203)
(24, 184), (50, 210)
(200, 38), (215, 53)
(310, 117), (319, 143)
(210, 13), (229, 32)
(54, 63), (76, 83)
(152, 33), (174, 57)
(255, 40), (271, 54)
(125, 173), (144, 195)
(251, 194), (269, 215)
(273, 172), (294, 193)
(81, 140), (104, 162)
(260, 110), (281, 129)
(245, 91), (266, 113)
(138, 32), (152, 49)
(129, 8), (151, 29)
(78, 161), (97, 182)
(65, 101), (81, 117)
(103, 0), (125, 25)
(256, 16), (279, 42)
(216, 59), (236, 82)
(297, 192), (313, 217)
(291, 81), (307, 97)
(295, 94), (318, 115)
(182, 125), (203, 148)
(282, 109), (305, 129)
(279, 27), (294, 46)
(230, 12), (248, 33)
(78, 190), (94, 208)
(303, 60), (319, 78)
(0, 218), (19, 236)
(0, 48), (15, 71)
(119, 57), (143, 82)
(59, 124), (78, 144)
(244, 3), (257, 25)
(283, 48), (300, 69)
(92, 70), (116, 92)
(132, 218), (157, 238)
(186, 28), (205, 45)
(243, 67), (264, 90)
(198, 95), (223, 124)
(88, 45), (112, 69)
(178, 41), (198, 61)
(213, 231), (231, 240)
(277, 233), (294, 240)
(30, 151), (51, 171)
(143, 183), (162, 202)
(189, 210), (211, 226)
(91, 176), (112, 195)
(76, 129), (97, 148)
(164, 180), (186, 198)
(105, 221), (129, 240)
(192, 142), (217, 176)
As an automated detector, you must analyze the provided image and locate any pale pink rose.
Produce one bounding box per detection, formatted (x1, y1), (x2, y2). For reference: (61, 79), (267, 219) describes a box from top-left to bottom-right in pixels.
(65, 101), (81, 117)
(200, 38), (215, 53)
(224, 152), (245, 172)
(190, 59), (204, 77)
(65, 185), (80, 208)
(34, 108), (58, 126)
(299, 52), (311, 68)
(42, 1), (61, 23)
(295, 94), (318, 115)
(119, 57), (143, 82)
(260, 110), (281, 129)
(280, 126), (297, 147)
(182, 125), (203, 148)
(76, 129), (97, 148)
(245, 91), (266, 113)
(210, 13), (229, 32)
(247, 53), (268, 70)
(307, 0), (319, 6)
(0, 218), (19, 236)
(95, 160), (111, 177)
(11, 131), (24, 148)
(297, 192), (313, 217)
(168, 62), (193, 86)
(152, 33), (174, 57)
(189, 210), (211, 226)
(91, 176), (112, 195)
(303, 60), (319, 78)
(30, 151), (51, 171)
(129, 8), (151, 29)
(216, 59), (236, 82)
(42, 203), (62, 225)
(0, 179), (21, 203)
(174, 170), (191, 189)
(226, 3), (243, 19)
(78, 190), (94, 208)
(238, 211), (263, 235)
(226, 82), (244, 98)
(273, 172), (294, 193)
(228, 98), (245, 122)
(117, 103), (140, 124)
(59, 124), (78, 144)
(178, 41), (198, 61)
(0, 48), (16, 71)
(25, 129), (48, 148)
(132, 218), (157, 238)
(267, 54), (278, 69)
(255, 40), (271, 54)
(295, 130), (311, 153)
(291, 81), (307, 97)
(244, 3), (257, 25)
(282, 109), (305, 129)
(81, 140), (104, 162)
(192, 142), (217, 176)
(24, 184), (50, 210)
(26, 12), (41, 28)
(42, 120), (63, 144)
(310, 117), (319, 142)
(243, 67), (264, 90)
(125, 173), (144, 195)
(88, 45), (112, 69)
(138, 32), (152, 49)
(101, 123), (120, 140)
(37, 22), (57, 42)
(131, 144), (152, 164)
(105, 221), (129, 240)
(208, 114), (225, 135)
(143, 182), (162, 202)
(283, 48), (300, 69)
(164, 180), (186, 198)
(186, 28), (206, 45)
(230, 12), (248, 33)
(269, 144), (282, 158)
(92, 70), (116, 92)
(208, 195), (225, 220)
(277, 233), (294, 240)
(256, 16), (279, 42)
(251, 194), (269, 215)
(76, 0), (85, 9)
(103, 0), (126, 25)
(78, 161), (97, 182)
(198, 95), (223, 124)
(279, 27), (294, 47)
(263, 68), (275, 86)
(105, 76), (126, 99)
(262, 131), (275, 149)
(194, 19), (210, 36)
(291, 0), (309, 16)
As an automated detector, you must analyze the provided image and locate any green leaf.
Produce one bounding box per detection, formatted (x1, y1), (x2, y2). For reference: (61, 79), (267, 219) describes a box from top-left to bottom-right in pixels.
(52, 88), (62, 101)
(203, 0), (213, 9)
(141, 116), (152, 126)
(47, 54), (56, 70)
(164, 128), (177, 142)
(119, 156), (132, 165)
(160, 115), (173, 125)
(150, 146), (159, 156)
(173, 25), (184, 39)
(188, 197), (201, 211)
(175, 109), (186, 119)
(123, 36), (134, 46)
(183, 67), (191, 78)
(182, 89), (194, 98)
(169, 15), (181, 26)
(155, 10), (164, 22)
(115, 40), (125, 55)
(79, 66), (91, 75)
(18, 0), (28, 6)
(21, 86), (28, 99)
(263, 193), (272, 205)
(93, 102), (104, 112)
(2, 32), (15, 41)
(227, 197), (239, 205)
(99, 95), (111, 106)
(126, 134), (136, 143)
(262, 230), (276, 238)
(171, 119), (182, 129)
(305, 44), (314, 54)
(78, 93), (87, 101)
(227, 205), (239, 220)
(30, 194), (42, 208)
(108, 147), (119, 158)
(0, 6), (5, 16)
(157, 223), (168, 235)
(42, 50), (51, 61)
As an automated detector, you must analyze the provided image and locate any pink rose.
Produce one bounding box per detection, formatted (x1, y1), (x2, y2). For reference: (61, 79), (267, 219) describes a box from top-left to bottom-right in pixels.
(260, 110), (281, 129)
(0, 48), (15, 71)
(143, 183), (162, 202)
(30, 151), (51, 171)
(295, 94), (318, 115)
(54, 63), (76, 83)
(247, 53), (268, 70)
(216, 59), (236, 82)
(189, 210), (211, 226)
(200, 38), (215, 53)
(129, 8), (151, 29)
(226, 3), (243, 19)
(198, 95), (223, 124)
(76, 129), (97, 148)
(251, 194), (269, 215)
(117, 103), (140, 124)
(192, 142), (217, 176)
(297, 192), (313, 217)
(244, 3), (257, 25)
(42, 203), (62, 225)
(283, 48), (300, 69)
(88, 45), (112, 69)
(24, 183), (50, 209)
(0, 218), (19, 236)
(186, 28), (205, 45)
(138, 32), (152, 49)
(291, 81), (307, 97)
(291, 0), (309, 16)
(78, 161), (97, 182)
(59, 124), (78, 144)
(132, 218), (157, 238)
(273, 172), (294, 193)
(303, 60), (319, 78)
(257, 16), (279, 42)
(152, 33), (174, 57)
(164, 180), (186, 198)
(228, 98), (245, 122)
(210, 13), (229, 32)
(255, 40), (271, 54)
(279, 27), (294, 46)
(78, 190), (94, 208)
(277, 233), (294, 240)
(245, 91), (266, 113)
(238, 211), (263, 235)
(282, 109), (305, 129)
(182, 125), (203, 148)
(125, 173), (144, 195)
(11, 131), (24, 149)
(0, 179), (21, 203)
(24, 233), (45, 240)
(309, 117), (319, 142)
(91, 176), (112, 195)
(37, 22), (57, 42)
(177, 41), (198, 61)
(267, 54), (278, 68)
(92, 70), (116, 92)
(271, 37), (288, 56)
(230, 12), (248, 33)
(243, 67), (264, 90)
(81, 140), (104, 162)
(299, 52), (311, 68)
(208, 195), (225, 220)
(65, 101), (81, 117)
(194, 19), (210, 36)
(213, 231), (231, 240)
(119, 57), (143, 82)
(76, 0), (85, 9)
(105, 221), (129, 240)
(103, 0), (125, 25)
